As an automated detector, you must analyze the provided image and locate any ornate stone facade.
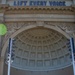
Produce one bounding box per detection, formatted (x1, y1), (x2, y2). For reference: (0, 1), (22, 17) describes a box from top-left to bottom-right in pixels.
(0, 0), (75, 75)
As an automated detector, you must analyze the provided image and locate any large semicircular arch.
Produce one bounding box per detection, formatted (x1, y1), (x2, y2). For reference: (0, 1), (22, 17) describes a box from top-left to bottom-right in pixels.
(1, 24), (70, 57)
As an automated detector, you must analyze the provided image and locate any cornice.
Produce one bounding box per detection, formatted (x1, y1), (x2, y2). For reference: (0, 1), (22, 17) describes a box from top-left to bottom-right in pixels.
(0, 4), (75, 14)
(8, 6), (72, 10)
(0, 4), (9, 9)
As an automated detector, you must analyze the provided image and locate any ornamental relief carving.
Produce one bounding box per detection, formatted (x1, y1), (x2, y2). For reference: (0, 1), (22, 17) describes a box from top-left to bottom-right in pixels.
(57, 23), (75, 33)
(2, 22), (75, 45)
(44, 22), (75, 33)
(3, 22), (36, 44)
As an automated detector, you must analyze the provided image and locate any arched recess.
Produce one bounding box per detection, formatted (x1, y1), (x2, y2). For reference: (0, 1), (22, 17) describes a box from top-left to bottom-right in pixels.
(1, 23), (70, 58)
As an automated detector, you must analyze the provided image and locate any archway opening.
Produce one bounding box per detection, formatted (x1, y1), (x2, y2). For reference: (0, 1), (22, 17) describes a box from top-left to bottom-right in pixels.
(5, 27), (71, 71)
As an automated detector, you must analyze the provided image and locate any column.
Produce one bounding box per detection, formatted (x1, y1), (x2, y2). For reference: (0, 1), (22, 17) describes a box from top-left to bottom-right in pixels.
(0, 57), (4, 75)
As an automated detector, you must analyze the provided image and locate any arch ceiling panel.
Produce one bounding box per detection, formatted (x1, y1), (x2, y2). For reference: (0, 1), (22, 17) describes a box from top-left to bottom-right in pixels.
(6, 27), (71, 71)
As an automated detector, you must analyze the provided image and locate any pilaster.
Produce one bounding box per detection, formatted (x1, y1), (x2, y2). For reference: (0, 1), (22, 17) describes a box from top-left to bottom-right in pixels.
(0, 36), (1, 55)
(0, 57), (4, 75)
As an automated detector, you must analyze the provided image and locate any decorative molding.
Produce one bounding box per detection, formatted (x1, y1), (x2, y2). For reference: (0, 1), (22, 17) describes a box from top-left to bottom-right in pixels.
(0, 5), (74, 14)
(5, 14), (75, 22)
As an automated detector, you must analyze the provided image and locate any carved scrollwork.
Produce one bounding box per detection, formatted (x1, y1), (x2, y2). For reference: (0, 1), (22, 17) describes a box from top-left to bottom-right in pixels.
(44, 22), (75, 34)
(57, 23), (75, 33)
